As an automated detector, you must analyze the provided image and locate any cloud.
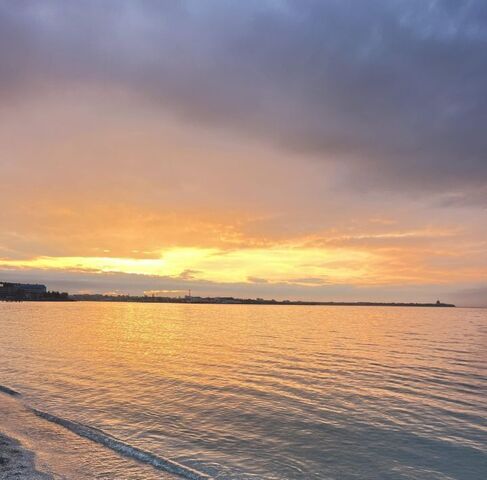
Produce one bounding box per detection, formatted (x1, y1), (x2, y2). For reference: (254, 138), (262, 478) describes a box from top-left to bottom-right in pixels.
(177, 269), (201, 280)
(450, 285), (487, 307)
(1, 265), (476, 305)
(143, 289), (186, 297)
(1, 0), (487, 198)
(247, 276), (269, 284)
(1, 1), (487, 302)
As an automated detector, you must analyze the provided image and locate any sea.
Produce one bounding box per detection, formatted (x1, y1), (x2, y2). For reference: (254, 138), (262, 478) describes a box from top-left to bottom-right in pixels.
(0, 302), (485, 479)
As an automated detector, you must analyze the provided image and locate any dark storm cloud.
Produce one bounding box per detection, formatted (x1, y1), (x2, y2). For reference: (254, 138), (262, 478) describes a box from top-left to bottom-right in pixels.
(1, 0), (487, 197)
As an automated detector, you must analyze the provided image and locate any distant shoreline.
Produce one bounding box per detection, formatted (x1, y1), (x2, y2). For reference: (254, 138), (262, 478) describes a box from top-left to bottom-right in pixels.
(0, 282), (456, 307)
(0, 282), (457, 307)
(69, 295), (456, 308)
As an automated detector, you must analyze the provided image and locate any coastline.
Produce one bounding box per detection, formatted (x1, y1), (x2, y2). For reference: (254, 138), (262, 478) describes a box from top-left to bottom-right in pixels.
(69, 295), (457, 307)
(0, 387), (186, 480)
(0, 432), (51, 480)
(0, 283), (456, 307)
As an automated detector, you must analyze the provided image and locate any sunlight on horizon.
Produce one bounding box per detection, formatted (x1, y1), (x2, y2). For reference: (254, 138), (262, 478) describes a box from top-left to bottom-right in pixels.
(1, 245), (374, 285)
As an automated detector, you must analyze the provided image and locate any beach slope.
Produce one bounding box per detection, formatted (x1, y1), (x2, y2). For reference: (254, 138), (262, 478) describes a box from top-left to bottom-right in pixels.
(0, 432), (51, 480)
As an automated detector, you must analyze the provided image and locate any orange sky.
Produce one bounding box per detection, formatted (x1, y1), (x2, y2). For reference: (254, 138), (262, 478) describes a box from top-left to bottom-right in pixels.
(1, 3), (487, 306)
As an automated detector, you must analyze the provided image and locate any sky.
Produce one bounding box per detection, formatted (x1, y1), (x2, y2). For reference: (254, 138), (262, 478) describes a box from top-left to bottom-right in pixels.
(1, 0), (486, 306)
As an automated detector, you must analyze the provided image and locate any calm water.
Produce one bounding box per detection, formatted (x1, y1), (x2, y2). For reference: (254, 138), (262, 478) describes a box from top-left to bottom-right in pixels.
(0, 302), (486, 479)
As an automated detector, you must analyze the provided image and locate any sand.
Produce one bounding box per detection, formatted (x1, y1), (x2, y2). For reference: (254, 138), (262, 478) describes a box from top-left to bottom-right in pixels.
(0, 432), (51, 480)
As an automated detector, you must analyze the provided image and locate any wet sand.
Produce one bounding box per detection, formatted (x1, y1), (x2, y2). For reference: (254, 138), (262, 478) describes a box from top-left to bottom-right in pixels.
(0, 432), (51, 480)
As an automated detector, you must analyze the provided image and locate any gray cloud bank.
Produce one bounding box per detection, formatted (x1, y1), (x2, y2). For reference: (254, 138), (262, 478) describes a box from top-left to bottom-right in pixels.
(1, 0), (487, 200)
(0, 266), (487, 307)
(1, 266), (484, 307)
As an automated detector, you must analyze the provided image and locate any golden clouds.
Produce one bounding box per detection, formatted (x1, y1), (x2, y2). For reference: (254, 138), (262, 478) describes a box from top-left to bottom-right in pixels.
(1, 90), (486, 299)
(0, 245), (369, 285)
(2, 234), (485, 289)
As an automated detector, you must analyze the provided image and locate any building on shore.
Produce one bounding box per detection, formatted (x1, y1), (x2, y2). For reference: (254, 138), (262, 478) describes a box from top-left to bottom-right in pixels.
(0, 282), (47, 301)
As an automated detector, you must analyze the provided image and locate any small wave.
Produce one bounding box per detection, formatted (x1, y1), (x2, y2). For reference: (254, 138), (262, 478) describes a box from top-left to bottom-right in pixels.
(31, 408), (211, 480)
(0, 384), (21, 397)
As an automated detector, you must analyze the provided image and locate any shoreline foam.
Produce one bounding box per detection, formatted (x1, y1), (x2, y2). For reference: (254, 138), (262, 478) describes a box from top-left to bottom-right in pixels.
(31, 408), (211, 480)
(0, 385), (50, 479)
(0, 385), (206, 480)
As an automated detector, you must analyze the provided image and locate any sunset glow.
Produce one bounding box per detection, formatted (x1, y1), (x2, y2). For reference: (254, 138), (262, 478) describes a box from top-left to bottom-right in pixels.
(0, 1), (486, 305)
(1, 3), (487, 479)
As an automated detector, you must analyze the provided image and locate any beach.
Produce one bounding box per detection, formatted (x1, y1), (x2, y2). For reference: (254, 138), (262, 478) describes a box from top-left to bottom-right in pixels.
(0, 432), (51, 480)
(0, 386), (177, 480)
(0, 391), (51, 480)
